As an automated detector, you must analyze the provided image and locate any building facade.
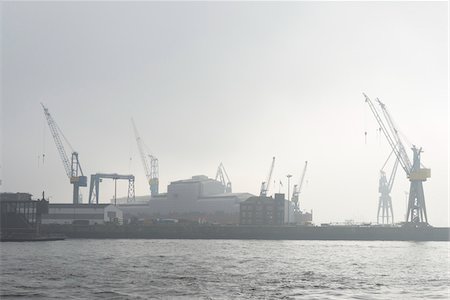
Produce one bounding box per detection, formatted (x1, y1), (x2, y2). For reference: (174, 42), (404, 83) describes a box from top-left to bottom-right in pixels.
(42, 204), (123, 225)
(240, 195), (285, 225)
(239, 193), (311, 225)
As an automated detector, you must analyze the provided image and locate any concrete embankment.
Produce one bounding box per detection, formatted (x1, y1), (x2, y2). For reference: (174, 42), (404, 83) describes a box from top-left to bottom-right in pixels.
(41, 224), (450, 241)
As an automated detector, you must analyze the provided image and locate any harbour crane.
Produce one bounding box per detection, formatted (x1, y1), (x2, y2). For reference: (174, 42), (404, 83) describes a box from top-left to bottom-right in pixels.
(215, 163), (232, 193)
(260, 157), (275, 197)
(41, 103), (87, 204)
(377, 151), (399, 224)
(292, 161), (308, 212)
(88, 173), (135, 204)
(364, 94), (431, 225)
(131, 118), (159, 196)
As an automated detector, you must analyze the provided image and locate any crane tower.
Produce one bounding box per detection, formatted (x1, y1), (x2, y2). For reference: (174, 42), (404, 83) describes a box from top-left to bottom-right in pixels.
(260, 157), (275, 197)
(364, 94), (431, 226)
(292, 161), (308, 212)
(377, 152), (399, 224)
(131, 118), (159, 196)
(41, 103), (87, 204)
(215, 163), (232, 193)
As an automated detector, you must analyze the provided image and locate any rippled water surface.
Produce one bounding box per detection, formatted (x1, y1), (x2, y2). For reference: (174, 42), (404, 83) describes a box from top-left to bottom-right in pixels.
(1, 239), (449, 299)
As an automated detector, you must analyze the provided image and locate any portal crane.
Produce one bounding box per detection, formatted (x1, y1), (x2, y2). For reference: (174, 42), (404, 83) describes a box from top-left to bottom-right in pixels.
(215, 163), (232, 193)
(131, 118), (159, 196)
(377, 151), (399, 224)
(41, 103), (87, 204)
(292, 161), (308, 212)
(88, 173), (135, 204)
(364, 94), (431, 225)
(260, 157), (275, 197)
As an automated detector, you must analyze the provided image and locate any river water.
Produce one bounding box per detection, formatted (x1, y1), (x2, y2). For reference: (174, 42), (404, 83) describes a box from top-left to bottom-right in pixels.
(1, 239), (449, 299)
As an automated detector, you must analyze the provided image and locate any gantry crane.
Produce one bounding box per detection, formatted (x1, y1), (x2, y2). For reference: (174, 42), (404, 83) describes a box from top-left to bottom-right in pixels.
(260, 157), (275, 197)
(292, 161), (308, 212)
(41, 103), (87, 204)
(364, 94), (431, 225)
(215, 163), (232, 193)
(131, 118), (159, 196)
(377, 151), (399, 224)
(88, 173), (135, 204)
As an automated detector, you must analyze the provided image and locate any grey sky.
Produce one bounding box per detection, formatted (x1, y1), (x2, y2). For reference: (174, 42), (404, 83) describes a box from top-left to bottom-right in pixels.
(1, 2), (448, 226)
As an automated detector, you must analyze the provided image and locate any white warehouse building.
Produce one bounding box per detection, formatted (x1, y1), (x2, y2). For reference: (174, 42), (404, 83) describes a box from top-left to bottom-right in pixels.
(42, 204), (123, 225)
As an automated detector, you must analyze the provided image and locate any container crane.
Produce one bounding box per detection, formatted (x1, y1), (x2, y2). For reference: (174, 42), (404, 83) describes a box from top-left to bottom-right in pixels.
(364, 94), (431, 225)
(215, 163), (232, 193)
(41, 103), (87, 204)
(131, 118), (159, 196)
(377, 151), (399, 225)
(292, 161), (308, 212)
(260, 157), (275, 197)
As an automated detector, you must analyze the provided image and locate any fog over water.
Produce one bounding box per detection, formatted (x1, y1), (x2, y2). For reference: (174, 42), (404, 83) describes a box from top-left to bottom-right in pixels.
(1, 2), (448, 225)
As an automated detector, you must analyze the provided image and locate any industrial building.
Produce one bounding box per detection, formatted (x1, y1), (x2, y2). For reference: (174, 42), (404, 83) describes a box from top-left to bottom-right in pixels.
(239, 193), (312, 225)
(0, 192), (49, 240)
(117, 175), (253, 224)
(42, 203), (123, 225)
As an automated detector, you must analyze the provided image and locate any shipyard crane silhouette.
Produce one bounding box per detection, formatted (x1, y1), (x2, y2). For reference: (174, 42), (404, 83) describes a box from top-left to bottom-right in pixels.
(215, 163), (232, 193)
(292, 161), (308, 212)
(88, 173), (135, 204)
(378, 151), (399, 224)
(364, 94), (431, 226)
(41, 103), (87, 204)
(131, 118), (159, 196)
(260, 157), (275, 197)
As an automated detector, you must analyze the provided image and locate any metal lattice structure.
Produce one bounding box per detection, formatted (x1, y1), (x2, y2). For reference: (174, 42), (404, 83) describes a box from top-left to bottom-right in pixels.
(364, 94), (431, 226)
(292, 161), (308, 212)
(260, 157), (276, 197)
(377, 151), (399, 225)
(88, 173), (135, 204)
(215, 163), (232, 193)
(41, 104), (87, 204)
(131, 118), (159, 196)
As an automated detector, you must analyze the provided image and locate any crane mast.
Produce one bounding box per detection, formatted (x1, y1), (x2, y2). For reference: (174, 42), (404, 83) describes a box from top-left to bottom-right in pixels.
(131, 118), (159, 196)
(292, 161), (308, 211)
(377, 152), (399, 225)
(41, 103), (87, 204)
(364, 94), (431, 225)
(260, 157), (275, 197)
(215, 163), (232, 193)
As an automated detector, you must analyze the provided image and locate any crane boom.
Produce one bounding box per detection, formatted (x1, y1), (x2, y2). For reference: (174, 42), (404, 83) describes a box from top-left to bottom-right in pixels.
(260, 157), (275, 196)
(298, 161), (308, 194)
(131, 118), (159, 196)
(376, 98), (412, 174)
(132, 118), (151, 181)
(215, 163), (232, 193)
(41, 103), (87, 204)
(364, 93), (430, 225)
(364, 94), (411, 175)
(292, 161), (308, 210)
(41, 103), (72, 178)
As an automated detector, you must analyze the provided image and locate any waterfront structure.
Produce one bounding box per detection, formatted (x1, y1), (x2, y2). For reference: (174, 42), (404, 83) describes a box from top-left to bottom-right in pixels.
(117, 175), (253, 224)
(240, 195), (285, 225)
(0, 192), (49, 239)
(42, 203), (123, 225)
(239, 193), (311, 225)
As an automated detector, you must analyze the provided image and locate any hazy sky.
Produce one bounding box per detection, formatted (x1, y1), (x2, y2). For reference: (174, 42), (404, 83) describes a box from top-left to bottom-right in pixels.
(1, 2), (448, 226)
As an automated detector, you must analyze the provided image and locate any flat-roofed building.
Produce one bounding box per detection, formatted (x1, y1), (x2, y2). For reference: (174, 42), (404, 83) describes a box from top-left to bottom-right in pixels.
(42, 204), (123, 225)
(239, 194), (285, 225)
(116, 175), (253, 224)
